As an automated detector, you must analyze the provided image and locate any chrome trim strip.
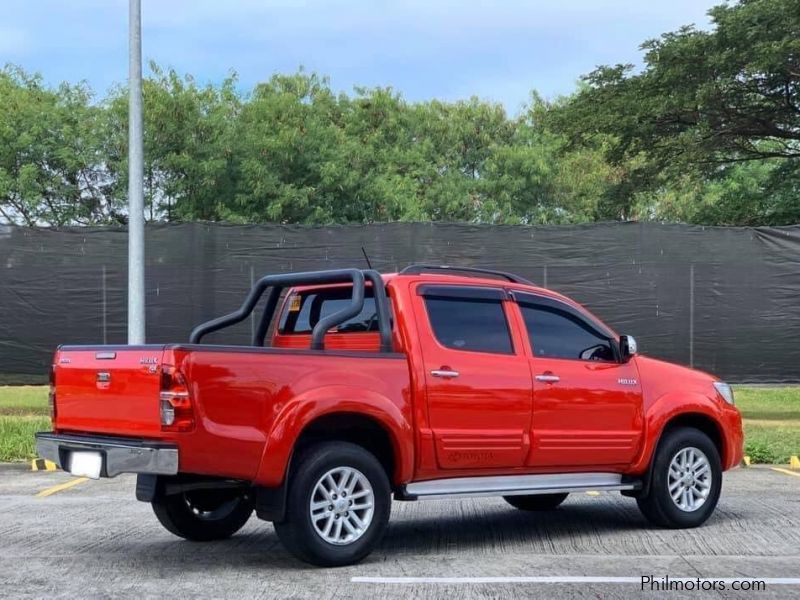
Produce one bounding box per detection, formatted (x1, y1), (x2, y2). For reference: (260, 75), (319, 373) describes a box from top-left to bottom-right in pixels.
(405, 472), (636, 499)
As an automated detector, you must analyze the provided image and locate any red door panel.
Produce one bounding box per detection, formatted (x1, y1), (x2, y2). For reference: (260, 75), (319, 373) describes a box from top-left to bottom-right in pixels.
(511, 293), (645, 468)
(412, 284), (533, 471)
(528, 358), (644, 466)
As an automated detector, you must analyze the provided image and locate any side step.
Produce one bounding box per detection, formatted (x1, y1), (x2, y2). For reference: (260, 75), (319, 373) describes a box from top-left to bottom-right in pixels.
(402, 472), (639, 500)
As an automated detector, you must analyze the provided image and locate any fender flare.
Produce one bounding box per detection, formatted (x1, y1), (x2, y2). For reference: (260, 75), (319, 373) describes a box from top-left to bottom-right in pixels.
(253, 385), (413, 489)
(626, 392), (726, 498)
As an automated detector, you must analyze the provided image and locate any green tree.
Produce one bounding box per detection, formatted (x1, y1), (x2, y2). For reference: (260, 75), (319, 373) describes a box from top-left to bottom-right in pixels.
(104, 64), (240, 222)
(232, 71), (349, 224)
(0, 65), (110, 225)
(2, 0), (798, 229)
(544, 0), (800, 224)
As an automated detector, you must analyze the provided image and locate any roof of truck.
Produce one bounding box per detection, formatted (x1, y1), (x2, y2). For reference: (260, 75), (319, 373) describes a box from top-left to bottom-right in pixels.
(289, 269), (578, 307)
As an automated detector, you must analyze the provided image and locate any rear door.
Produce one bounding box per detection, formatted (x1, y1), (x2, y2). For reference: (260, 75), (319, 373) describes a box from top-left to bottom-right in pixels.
(54, 345), (165, 436)
(513, 293), (644, 467)
(413, 284), (532, 470)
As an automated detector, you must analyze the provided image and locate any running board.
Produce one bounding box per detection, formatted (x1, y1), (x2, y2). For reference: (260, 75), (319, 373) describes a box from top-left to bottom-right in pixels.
(401, 472), (639, 500)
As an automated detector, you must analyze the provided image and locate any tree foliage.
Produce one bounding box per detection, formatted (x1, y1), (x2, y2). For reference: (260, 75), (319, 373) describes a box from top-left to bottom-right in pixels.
(544, 0), (800, 224)
(1, 0), (798, 227)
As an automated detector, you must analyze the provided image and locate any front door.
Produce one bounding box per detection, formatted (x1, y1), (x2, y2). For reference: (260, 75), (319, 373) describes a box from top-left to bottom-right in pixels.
(514, 293), (644, 467)
(413, 284), (532, 470)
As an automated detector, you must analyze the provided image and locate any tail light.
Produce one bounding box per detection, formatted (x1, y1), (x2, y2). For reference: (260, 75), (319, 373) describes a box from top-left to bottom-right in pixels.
(48, 364), (57, 426)
(160, 365), (194, 432)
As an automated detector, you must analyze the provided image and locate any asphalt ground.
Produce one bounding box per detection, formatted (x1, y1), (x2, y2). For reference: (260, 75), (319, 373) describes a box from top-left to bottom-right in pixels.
(1, 466), (799, 599)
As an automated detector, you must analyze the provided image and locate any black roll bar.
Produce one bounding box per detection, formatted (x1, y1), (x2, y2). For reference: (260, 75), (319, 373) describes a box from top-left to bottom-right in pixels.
(363, 269), (393, 353)
(189, 268), (393, 353)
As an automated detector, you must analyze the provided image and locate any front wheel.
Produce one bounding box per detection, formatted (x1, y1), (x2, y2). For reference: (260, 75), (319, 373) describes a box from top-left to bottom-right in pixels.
(274, 441), (391, 567)
(637, 427), (722, 528)
(152, 488), (254, 541)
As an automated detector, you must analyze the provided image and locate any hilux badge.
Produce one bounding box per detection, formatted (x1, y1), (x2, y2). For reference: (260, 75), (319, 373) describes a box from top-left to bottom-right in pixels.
(618, 378), (638, 386)
(139, 357), (158, 365)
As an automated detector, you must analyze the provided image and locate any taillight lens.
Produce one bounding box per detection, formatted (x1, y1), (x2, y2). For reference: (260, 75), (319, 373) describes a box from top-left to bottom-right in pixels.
(48, 363), (57, 426)
(160, 365), (194, 432)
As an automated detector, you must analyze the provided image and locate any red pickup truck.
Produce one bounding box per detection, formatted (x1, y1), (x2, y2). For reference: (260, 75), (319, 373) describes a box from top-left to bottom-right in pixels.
(37, 265), (743, 566)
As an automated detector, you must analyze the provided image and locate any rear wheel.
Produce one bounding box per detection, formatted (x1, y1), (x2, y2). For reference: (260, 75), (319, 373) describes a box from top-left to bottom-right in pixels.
(637, 427), (722, 528)
(274, 441), (391, 567)
(503, 493), (569, 511)
(152, 487), (254, 541)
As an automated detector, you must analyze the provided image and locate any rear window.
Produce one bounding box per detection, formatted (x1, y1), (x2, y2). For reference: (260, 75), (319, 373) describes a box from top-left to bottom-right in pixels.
(424, 296), (513, 354)
(278, 288), (382, 334)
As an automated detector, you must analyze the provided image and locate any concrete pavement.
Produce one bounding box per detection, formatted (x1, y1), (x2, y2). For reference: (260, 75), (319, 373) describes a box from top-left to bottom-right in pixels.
(0, 466), (798, 598)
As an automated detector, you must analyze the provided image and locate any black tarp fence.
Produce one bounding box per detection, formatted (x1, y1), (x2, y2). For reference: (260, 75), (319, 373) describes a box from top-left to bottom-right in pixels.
(1, 221), (798, 384)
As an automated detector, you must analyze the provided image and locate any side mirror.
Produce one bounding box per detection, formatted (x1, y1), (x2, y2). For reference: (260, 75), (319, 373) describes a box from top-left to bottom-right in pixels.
(619, 335), (638, 362)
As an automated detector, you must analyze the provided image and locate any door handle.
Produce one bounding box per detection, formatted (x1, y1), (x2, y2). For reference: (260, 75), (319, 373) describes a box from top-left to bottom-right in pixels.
(535, 373), (560, 383)
(431, 369), (459, 378)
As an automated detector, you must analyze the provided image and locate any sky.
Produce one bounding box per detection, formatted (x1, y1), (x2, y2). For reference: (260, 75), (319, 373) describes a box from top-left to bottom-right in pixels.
(1, 0), (720, 114)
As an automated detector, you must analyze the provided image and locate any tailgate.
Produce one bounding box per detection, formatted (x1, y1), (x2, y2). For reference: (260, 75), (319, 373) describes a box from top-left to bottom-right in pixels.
(54, 345), (167, 437)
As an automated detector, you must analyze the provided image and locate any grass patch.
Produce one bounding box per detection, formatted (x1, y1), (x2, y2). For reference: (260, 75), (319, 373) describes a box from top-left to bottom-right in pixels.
(0, 386), (48, 416)
(0, 385), (797, 463)
(735, 387), (800, 464)
(0, 416), (51, 462)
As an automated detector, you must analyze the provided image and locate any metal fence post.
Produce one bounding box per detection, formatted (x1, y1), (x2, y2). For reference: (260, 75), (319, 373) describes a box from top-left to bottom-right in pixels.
(250, 264), (255, 342)
(127, 0), (145, 344)
(102, 265), (108, 344)
(689, 263), (695, 368)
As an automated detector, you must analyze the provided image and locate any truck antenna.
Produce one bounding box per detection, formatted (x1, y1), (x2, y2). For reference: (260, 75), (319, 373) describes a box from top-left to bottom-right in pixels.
(361, 247), (374, 270)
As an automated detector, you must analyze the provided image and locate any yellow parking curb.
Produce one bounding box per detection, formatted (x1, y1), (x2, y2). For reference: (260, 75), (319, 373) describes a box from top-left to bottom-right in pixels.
(771, 467), (800, 479)
(31, 458), (58, 472)
(742, 456), (751, 467)
(790, 456), (800, 470)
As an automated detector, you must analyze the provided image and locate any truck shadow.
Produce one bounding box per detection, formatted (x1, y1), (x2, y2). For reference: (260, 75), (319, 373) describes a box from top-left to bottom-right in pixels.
(122, 499), (686, 571)
(378, 501), (648, 554)
(94, 499), (739, 574)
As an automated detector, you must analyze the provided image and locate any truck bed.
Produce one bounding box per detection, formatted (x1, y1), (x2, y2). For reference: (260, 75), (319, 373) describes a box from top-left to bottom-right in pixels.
(52, 344), (412, 484)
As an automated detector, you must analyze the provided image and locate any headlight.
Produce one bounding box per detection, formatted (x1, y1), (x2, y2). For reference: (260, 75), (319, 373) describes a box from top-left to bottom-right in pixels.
(713, 382), (734, 405)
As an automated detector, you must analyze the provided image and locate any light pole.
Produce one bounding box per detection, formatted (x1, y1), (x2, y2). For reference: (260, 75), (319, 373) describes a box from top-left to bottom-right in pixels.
(128, 0), (145, 343)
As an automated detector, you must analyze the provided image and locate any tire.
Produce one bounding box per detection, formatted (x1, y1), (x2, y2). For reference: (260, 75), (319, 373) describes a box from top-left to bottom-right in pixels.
(274, 441), (391, 567)
(152, 487), (254, 541)
(503, 493), (569, 511)
(637, 427), (722, 529)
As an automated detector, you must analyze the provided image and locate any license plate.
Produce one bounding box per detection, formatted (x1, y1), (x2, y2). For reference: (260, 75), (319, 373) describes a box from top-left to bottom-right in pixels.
(68, 451), (102, 479)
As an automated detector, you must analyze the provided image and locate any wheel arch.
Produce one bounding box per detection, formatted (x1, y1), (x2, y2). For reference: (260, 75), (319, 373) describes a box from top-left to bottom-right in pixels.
(627, 393), (728, 498)
(253, 404), (408, 524)
(255, 386), (413, 489)
(290, 412), (399, 483)
(658, 412), (725, 466)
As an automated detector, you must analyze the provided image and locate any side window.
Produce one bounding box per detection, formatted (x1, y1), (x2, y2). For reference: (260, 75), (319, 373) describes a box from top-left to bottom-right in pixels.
(279, 288), (380, 334)
(520, 303), (615, 362)
(424, 297), (513, 354)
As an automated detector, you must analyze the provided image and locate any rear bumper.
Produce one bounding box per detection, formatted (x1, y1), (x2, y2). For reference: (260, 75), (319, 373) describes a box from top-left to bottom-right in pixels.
(35, 432), (179, 478)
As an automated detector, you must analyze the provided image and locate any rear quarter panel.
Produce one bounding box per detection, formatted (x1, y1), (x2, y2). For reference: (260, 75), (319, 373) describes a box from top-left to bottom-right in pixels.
(173, 347), (413, 484)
